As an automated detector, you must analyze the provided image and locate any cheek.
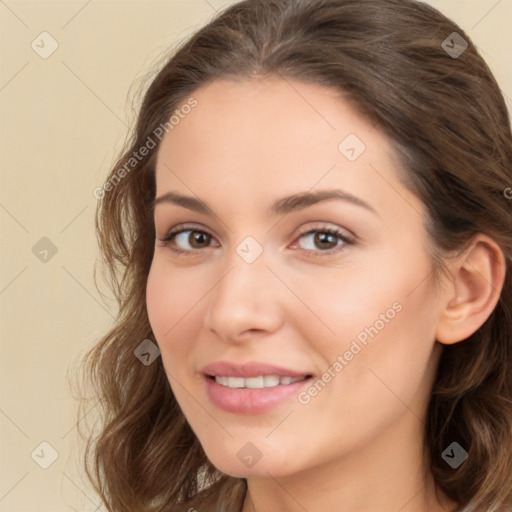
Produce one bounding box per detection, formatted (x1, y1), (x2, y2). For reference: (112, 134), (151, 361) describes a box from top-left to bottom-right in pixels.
(281, 257), (406, 359)
(296, 243), (438, 391)
(146, 258), (207, 361)
(323, 261), (439, 422)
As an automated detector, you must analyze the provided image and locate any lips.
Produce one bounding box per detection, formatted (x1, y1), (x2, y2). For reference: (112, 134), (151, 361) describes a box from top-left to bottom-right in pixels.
(200, 361), (313, 414)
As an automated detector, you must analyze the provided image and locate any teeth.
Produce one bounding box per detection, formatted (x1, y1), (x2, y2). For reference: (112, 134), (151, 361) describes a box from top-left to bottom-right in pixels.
(263, 376), (280, 387)
(228, 377), (245, 388)
(214, 375), (305, 388)
(217, 376), (229, 386)
(245, 376), (264, 388)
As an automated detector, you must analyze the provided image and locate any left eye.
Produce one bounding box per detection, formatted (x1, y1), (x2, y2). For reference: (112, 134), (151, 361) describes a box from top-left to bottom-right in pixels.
(293, 228), (353, 253)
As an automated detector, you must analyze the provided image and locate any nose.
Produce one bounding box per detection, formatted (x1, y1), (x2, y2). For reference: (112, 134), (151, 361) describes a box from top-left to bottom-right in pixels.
(203, 253), (285, 343)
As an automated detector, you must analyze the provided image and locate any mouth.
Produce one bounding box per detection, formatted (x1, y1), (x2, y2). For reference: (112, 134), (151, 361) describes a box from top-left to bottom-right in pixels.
(200, 361), (314, 414)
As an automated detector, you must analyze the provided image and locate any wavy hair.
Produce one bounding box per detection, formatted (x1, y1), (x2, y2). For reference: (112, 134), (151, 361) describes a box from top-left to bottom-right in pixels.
(77, 0), (512, 510)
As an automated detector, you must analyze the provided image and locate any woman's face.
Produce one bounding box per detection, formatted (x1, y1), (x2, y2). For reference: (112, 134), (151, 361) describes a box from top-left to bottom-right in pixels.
(146, 77), (446, 477)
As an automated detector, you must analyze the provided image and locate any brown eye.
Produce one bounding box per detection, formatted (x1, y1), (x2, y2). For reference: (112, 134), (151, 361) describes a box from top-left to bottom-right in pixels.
(313, 232), (338, 250)
(159, 227), (217, 253)
(295, 228), (353, 254)
(188, 231), (211, 248)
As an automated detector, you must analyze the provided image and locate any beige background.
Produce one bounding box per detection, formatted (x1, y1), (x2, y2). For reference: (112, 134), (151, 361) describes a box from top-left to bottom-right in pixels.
(0, 1), (511, 511)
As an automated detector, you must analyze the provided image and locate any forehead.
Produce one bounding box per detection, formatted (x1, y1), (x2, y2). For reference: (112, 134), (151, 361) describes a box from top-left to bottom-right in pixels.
(159, 77), (375, 158)
(153, 77), (419, 220)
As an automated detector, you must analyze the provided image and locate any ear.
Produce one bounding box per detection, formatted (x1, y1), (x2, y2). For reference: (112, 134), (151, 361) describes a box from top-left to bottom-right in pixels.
(436, 234), (506, 345)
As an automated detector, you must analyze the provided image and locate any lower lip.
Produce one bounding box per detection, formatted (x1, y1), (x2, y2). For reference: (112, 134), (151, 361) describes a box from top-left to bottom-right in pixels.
(203, 375), (312, 414)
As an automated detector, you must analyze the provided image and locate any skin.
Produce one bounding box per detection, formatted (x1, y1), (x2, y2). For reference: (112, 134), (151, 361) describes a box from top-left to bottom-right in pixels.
(146, 77), (505, 512)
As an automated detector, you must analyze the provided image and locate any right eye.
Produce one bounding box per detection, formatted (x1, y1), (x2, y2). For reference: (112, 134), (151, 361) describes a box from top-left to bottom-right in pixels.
(158, 225), (219, 254)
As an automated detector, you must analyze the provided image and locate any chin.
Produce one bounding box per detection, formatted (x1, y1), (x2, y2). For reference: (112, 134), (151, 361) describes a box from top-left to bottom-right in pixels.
(206, 448), (298, 479)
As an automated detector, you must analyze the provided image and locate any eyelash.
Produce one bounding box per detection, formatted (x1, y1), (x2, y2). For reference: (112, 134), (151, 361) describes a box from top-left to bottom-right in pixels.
(157, 223), (355, 257)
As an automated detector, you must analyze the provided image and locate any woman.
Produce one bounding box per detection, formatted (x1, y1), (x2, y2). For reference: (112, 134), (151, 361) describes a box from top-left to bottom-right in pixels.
(79, 0), (512, 510)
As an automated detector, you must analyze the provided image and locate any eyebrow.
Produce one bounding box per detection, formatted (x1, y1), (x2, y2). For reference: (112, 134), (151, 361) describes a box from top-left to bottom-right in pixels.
(152, 189), (378, 217)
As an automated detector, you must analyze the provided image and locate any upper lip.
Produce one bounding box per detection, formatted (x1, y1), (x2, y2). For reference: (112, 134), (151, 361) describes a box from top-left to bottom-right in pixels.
(201, 361), (312, 379)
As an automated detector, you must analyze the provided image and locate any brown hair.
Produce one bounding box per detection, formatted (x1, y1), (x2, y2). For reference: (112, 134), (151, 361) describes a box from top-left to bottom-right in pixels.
(77, 0), (512, 510)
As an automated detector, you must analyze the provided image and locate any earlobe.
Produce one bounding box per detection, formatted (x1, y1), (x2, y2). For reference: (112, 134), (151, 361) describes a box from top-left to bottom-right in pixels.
(436, 235), (506, 345)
